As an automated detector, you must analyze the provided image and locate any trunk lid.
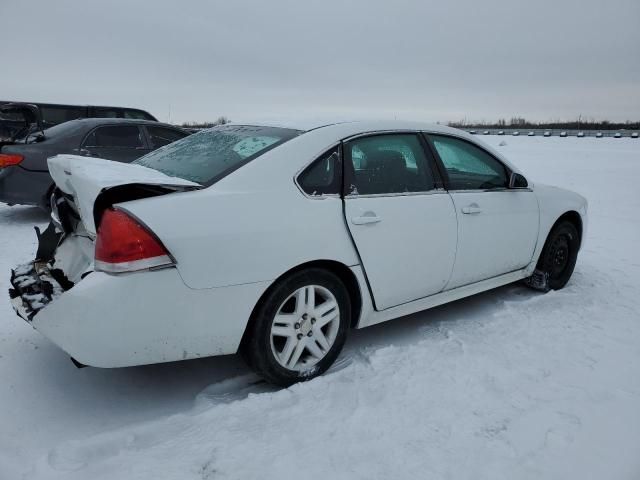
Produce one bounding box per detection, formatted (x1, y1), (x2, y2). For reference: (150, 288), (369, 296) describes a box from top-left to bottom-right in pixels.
(48, 154), (200, 235)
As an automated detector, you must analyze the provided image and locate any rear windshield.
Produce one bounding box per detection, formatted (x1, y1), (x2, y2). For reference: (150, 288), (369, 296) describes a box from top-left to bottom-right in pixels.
(133, 125), (301, 186)
(14, 121), (78, 142)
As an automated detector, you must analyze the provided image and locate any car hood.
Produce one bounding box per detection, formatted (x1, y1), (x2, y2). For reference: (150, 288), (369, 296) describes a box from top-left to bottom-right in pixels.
(48, 155), (200, 235)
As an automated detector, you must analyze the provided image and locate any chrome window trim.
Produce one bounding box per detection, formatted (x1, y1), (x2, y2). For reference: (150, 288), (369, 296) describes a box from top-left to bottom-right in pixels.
(345, 188), (447, 199)
(447, 188), (533, 194)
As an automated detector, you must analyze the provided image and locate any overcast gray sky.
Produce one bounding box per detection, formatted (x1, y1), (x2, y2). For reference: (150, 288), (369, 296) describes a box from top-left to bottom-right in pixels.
(1, 0), (638, 124)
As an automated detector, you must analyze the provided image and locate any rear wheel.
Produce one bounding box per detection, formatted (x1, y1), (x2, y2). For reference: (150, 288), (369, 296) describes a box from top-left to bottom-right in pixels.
(241, 269), (350, 386)
(533, 221), (580, 290)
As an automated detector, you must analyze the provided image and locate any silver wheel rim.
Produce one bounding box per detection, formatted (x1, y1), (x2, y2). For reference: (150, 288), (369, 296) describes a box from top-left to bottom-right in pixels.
(270, 285), (340, 372)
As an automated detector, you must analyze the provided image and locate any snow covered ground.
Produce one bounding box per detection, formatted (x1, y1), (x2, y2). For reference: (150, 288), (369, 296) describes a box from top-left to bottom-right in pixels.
(0, 136), (639, 479)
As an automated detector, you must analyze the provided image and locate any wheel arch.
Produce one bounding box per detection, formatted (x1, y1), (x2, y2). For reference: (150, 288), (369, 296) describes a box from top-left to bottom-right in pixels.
(553, 210), (583, 247)
(239, 260), (364, 351)
(534, 209), (584, 269)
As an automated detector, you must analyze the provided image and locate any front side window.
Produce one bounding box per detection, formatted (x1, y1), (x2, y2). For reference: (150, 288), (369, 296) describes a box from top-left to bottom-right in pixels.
(345, 134), (435, 195)
(297, 147), (341, 196)
(83, 125), (144, 148)
(134, 124), (301, 186)
(146, 126), (189, 148)
(430, 135), (508, 190)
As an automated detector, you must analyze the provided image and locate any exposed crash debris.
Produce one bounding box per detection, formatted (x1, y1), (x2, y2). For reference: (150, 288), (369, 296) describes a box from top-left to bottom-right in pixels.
(9, 262), (70, 321)
(34, 222), (63, 262)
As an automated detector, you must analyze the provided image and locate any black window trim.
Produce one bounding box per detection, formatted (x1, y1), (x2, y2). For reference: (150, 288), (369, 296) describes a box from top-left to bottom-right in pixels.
(294, 142), (343, 199)
(80, 123), (148, 149)
(341, 130), (445, 198)
(422, 132), (528, 193)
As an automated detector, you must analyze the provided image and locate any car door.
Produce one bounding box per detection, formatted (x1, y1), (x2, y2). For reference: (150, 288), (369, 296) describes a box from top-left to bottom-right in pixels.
(426, 133), (539, 289)
(80, 124), (150, 162)
(343, 133), (458, 310)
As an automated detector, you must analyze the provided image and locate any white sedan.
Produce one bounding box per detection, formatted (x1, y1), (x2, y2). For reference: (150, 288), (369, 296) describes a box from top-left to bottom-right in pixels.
(9, 121), (587, 385)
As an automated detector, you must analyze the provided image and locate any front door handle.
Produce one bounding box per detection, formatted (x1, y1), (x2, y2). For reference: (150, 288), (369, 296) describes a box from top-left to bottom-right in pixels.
(352, 212), (382, 225)
(461, 204), (482, 215)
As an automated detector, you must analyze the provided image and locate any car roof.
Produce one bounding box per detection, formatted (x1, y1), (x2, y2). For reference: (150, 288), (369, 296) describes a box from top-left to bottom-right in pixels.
(40, 118), (187, 141)
(58, 118), (176, 128)
(0, 100), (152, 113)
(222, 119), (522, 177)
(230, 119), (466, 136)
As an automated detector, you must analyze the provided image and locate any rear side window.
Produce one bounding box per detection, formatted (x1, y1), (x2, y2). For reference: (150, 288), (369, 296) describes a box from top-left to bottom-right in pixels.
(297, 147), (341, 196)
(345, 134), (435, 195)
(134, 125), (301, 186)
(83, 125), (144, 148)
(430, 135), (508, 190)
(146, 126), (189, 148)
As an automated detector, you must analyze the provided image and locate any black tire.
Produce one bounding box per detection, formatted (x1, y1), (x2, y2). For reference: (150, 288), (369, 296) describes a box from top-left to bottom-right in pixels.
(240, 268), (350, 387)
(535, 221), (580, 290)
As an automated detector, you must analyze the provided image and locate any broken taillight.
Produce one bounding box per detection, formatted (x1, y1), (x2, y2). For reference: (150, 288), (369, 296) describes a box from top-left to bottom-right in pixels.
(0, 154), (24, 167)
(94, 208), (174, 273)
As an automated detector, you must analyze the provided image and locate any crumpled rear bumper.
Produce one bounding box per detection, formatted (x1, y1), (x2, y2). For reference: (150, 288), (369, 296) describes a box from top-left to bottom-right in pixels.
(9, 262), (65, 321)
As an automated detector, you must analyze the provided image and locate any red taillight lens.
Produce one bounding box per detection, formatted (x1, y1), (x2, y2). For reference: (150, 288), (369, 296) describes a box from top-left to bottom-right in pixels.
(95, 208), (173, 273)
(0, 154), (24, 167)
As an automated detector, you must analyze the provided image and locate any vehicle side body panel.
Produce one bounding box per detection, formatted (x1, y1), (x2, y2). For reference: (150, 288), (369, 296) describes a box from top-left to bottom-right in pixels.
(445, 189), (539, 289)
(0, 167), (52, 206)
(344, 192), (457, 309)
(123, 191), (361, 289)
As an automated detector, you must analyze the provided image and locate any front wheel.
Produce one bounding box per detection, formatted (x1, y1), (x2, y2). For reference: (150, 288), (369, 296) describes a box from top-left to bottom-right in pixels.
(531, 221), (580, 290)
(241, 269), (350, 386)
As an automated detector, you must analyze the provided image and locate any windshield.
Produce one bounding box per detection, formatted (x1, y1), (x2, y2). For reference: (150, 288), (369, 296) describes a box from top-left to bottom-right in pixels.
(133, 125), (301, 186)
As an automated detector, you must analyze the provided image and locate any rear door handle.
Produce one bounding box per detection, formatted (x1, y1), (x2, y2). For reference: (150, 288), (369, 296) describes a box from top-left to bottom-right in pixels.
(461, 204), (482, 215)
(352, 212), (382, 225)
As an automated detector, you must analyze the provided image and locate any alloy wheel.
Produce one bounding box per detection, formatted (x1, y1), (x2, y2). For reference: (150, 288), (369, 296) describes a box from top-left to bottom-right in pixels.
(269, 285), (340, 371)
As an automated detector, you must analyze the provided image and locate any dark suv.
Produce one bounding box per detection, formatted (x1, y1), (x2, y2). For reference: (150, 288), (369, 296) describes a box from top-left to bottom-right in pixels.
(0, 118), (189, 209)
(0, 101), (157, 142)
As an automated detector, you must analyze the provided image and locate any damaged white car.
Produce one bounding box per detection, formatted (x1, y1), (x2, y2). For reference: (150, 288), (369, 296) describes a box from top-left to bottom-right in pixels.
(9, 121), (587, 386)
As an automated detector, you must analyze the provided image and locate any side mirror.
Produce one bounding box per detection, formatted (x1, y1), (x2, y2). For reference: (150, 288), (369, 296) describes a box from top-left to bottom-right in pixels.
(508, 172), (528, 189)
